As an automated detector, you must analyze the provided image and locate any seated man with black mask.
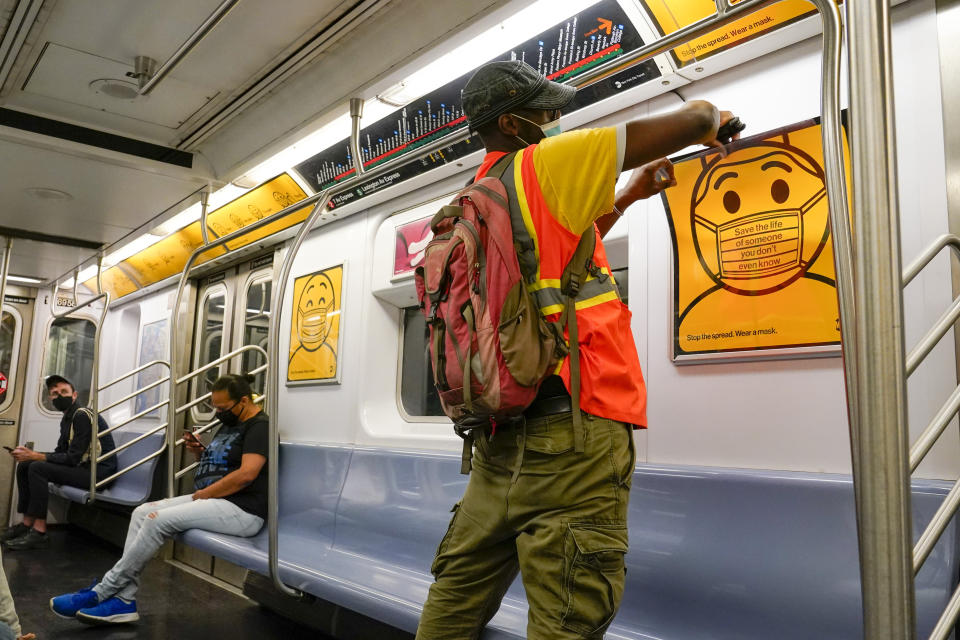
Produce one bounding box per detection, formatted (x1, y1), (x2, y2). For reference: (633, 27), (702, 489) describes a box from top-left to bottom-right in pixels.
(2, 375), (117, 550)
(50, 373), (269, 625)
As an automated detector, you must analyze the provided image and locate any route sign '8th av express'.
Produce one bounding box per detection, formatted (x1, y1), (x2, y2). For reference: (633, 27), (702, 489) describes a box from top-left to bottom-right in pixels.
(661, 118), (851, 363)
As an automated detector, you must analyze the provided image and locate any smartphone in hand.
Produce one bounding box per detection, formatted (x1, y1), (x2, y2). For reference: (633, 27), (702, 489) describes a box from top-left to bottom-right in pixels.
(184, 430), (206, 449)
(2, 446), (12, 453)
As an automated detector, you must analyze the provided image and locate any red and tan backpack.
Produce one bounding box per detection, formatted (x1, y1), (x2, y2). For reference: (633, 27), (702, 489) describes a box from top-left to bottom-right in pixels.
(414, 153), (596, 472)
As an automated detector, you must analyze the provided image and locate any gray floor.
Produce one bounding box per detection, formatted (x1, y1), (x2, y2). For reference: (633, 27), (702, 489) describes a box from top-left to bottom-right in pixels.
(1, 526), (320, 639)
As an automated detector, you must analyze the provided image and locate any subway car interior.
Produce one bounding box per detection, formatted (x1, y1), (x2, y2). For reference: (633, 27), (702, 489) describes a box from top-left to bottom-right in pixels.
(0, 0), (956, 638)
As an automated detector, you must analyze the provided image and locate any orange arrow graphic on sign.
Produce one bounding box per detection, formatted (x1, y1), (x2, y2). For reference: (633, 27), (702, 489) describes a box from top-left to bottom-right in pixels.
(585, 17), (614, 37)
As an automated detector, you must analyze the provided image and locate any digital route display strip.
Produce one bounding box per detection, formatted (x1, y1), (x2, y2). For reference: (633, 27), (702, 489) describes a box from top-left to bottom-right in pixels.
(295, 0), (661, 206)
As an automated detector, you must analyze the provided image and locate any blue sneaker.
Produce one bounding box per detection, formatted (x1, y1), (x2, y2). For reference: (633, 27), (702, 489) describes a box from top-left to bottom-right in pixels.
(75, 596), (139, 625)
(49, 580), (99, 618)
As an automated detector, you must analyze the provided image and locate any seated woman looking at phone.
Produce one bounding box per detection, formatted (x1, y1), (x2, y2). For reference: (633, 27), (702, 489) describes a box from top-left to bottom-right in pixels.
(50, 373), (269, 625)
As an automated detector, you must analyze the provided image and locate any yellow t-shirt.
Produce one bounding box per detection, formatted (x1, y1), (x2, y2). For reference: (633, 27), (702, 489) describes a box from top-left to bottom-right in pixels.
(531, 126), (622, 235)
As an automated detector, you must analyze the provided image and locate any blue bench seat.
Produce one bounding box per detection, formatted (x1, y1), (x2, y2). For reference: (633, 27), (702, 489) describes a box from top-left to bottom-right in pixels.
(178, 442), (960, 639)
(49, 429), (164, 507)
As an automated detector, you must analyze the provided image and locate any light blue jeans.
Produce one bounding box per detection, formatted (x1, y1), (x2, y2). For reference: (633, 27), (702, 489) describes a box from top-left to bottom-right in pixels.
(94, 495), (263, 602)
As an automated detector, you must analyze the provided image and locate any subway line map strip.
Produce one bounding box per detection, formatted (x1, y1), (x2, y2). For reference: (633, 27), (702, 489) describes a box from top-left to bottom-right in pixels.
(294, 0), (661, 207)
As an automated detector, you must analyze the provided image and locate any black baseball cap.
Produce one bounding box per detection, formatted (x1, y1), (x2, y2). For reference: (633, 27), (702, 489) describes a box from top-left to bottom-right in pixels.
(45, 375), (74, 390)
(461, 60), (576, 130)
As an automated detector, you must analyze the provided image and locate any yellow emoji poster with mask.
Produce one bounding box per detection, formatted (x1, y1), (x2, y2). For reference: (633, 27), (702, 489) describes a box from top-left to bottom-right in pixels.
(287, 264), (344, 383)
(662, 118), (850, 361)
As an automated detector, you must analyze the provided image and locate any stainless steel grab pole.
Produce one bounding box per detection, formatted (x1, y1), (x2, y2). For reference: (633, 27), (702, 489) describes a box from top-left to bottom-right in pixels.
(200, 189), (211, 246)
(349, 98), (366, 177)
(846, 1), (916, 637)
(265, 190), (332, 597)
(0, 238), (12, 329)
(807, 0), (860, 521)
(139, 0), (241, 96)
(88, 255), (109, 503)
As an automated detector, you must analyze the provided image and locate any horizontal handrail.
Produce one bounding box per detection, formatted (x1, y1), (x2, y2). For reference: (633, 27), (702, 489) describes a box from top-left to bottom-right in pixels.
(175, 363), (268, 415)
(906, 298), (960, 377)
(909, 384), (960, 473)
(175, 345), (267, 386)
(903, 234), (960, 287)
(98, 360), (171, 392)
(929, 582), (960, 640)
(176, 460), (200, 480)
(902, 235), (960, 377)
(96, 448), (164, 489)
(913, 477), (960, 574)
(99, 377), (171, 414)
(99, 400), (170, 437)
(97, 423), (167, 463)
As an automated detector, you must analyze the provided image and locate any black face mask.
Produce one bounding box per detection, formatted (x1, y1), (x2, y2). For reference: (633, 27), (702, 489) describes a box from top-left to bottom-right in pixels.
(52, 395), (74, 412)
(215, 403), (241, 427)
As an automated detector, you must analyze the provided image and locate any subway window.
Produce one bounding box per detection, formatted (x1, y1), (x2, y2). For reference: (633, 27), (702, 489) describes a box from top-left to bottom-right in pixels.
(0, 310), (20, 409)
(399, 270), (627, 418)
(41, 317), (96, 411)
(399, 307), (443, 418)
(242, 277), (271, 396)
(612, 268), (628, 305)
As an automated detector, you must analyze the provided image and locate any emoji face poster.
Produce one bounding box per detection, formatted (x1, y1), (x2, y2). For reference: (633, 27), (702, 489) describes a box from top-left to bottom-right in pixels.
(662, 118), (851, 362)
(287, 264), (344, 384)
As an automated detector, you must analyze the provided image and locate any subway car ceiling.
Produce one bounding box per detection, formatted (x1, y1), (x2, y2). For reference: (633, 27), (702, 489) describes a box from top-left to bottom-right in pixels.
(0, 0), (516, 285)
(0, 0), (902, 294)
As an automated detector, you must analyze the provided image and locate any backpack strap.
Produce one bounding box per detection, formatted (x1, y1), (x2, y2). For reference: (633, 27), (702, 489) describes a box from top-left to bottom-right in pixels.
(487, 152), (517, 181)
(559, 231), (597, 454)
(70, 407), (99, 464)
(497, 149), (596, 454)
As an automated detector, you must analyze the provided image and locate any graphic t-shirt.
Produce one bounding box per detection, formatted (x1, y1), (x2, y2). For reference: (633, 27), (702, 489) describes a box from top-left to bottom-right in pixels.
(193, 413), (269, 519)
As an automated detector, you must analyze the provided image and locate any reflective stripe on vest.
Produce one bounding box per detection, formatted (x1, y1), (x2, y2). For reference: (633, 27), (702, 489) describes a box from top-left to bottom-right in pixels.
(499, 150), (621, 317)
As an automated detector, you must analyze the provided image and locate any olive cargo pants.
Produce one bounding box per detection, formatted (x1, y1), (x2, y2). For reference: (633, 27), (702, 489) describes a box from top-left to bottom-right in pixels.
(416, 412), (635, 640)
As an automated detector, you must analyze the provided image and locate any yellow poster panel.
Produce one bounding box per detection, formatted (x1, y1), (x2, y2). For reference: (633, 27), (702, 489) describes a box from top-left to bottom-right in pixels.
(123, 221), (225, 286)
(641, 0), (830, 65)
(287, 264), (344, 384)
(662, 118), (851, 361)
(82, 265), (139, 299)
(205, 173), (308, 251)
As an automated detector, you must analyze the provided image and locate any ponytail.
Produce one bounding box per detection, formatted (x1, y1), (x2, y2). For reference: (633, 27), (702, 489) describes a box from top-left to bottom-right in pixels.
(211, 373), (256, 402)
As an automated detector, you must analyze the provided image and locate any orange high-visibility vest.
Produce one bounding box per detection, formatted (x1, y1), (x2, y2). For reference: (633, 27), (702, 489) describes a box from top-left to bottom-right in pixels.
(476, 137), (648, 428)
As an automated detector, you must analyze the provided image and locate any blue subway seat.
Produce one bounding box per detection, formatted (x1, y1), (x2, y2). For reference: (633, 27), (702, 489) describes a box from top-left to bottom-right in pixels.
(48, 429), (165, 507)
(177, 443), (960, 639)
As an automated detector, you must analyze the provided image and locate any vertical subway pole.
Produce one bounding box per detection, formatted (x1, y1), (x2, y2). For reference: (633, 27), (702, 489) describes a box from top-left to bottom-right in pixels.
(0, 238), (11, 325)
(350, 98), (366, 177)
(846, 1), (916, 638)
(808, 0), (862, 520)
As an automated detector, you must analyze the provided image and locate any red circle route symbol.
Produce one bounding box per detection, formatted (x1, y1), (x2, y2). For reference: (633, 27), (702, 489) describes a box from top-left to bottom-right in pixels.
(0, 373), (7, 393)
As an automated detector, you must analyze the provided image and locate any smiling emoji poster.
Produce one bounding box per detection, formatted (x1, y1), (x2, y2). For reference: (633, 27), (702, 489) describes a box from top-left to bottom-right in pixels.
(287, 264), (343, 382)
(662, 118), (851, 362)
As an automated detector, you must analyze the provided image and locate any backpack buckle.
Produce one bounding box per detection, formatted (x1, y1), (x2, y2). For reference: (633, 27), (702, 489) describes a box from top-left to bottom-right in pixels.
(562, 272), (582, 297)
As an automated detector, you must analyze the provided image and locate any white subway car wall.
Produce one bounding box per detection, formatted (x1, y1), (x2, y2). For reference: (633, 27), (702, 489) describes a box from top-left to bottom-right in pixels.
(16, 0), (956, 485)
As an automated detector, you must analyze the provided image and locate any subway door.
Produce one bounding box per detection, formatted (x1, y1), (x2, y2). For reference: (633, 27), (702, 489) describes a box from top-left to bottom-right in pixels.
(211, 255), (274, 587)
(0, 293), (34, 523)
(174, 269), (237, 573)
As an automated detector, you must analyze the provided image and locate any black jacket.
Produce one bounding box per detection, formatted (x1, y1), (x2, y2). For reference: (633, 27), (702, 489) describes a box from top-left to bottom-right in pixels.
(47, 405), (117, 470)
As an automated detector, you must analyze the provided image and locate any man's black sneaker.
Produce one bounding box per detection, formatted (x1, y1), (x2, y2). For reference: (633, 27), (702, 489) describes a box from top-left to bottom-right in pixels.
(0, 523), (29, 542)
(4, 529), (48, 550)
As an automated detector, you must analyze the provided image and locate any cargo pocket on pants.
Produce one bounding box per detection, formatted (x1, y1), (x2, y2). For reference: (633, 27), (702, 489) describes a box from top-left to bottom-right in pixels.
(430, 502), (461, 578)
(561, 523), (629, 637)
